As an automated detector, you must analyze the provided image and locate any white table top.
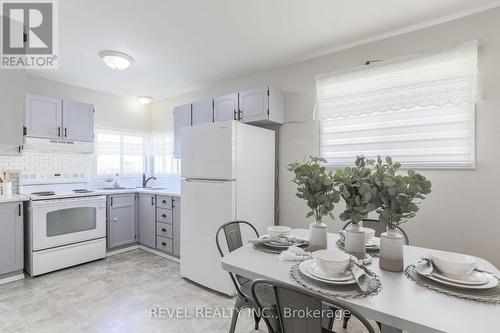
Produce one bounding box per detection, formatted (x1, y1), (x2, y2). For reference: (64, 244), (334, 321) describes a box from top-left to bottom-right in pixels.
(221, 229), (500, 333)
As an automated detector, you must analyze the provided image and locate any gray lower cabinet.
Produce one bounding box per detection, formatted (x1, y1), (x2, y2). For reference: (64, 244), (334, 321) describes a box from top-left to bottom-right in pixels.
(0, 202), (23, 275)
(138, 194), (156, 248)
(107, 194), (137, 248)
(155, 195), (181, 258)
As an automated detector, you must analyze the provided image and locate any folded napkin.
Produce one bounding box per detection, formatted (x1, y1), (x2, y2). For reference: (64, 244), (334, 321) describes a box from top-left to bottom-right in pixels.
(279, 246), (311, 261)
(349, 262), (374, 292)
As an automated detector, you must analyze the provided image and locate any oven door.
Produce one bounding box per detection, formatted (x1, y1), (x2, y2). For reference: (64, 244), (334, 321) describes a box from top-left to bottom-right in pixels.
(31, 196), (107, 251)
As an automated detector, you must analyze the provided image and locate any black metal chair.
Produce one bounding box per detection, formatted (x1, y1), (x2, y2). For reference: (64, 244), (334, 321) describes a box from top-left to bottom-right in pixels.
(216, 221), (273, 333)
(251, 279), (376, 333)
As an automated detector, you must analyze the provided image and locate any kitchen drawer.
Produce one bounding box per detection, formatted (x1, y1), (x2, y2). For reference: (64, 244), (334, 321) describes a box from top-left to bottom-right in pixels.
(157, 208), (173, 224)
(157, 236), (173, 253)
(157, 222), (173, 239)
(157, 196), (172, 209)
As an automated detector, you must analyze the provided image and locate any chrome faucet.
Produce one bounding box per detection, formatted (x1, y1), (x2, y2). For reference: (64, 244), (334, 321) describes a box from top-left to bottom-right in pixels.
(142, 174), (157, 188)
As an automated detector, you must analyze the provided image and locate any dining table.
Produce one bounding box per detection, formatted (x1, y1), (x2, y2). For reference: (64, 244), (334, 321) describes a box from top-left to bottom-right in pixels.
(220, 229), (500, 333)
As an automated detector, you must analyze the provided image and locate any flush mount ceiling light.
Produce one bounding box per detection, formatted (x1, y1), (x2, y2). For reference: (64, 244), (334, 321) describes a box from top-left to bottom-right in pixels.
(138, 96), (153, 105)
(99, 50), (134, 70)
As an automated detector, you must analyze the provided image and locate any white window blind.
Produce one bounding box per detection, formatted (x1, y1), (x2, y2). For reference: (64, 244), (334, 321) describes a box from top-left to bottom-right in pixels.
(317, 42), (478, 169)
(149, 133), (180, 174)
(96, 129), (145, 174)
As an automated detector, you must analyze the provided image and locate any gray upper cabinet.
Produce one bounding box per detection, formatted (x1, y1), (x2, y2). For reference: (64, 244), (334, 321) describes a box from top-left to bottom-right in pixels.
(25, 94), (94, 142)
(191, 99), (214, 125)
(0, 69), (25, 155)
(173, 103), (192, 159)
(239, 86), (283, 125)
(107, 194), (137, 248)
(63, 100), (94, 142)
(25, 94), (62, 139)
(138, 194), (156, 248)
(173, 197), (181, 257)
(0, 202), (23, 275)
(214, 93), (238, 122)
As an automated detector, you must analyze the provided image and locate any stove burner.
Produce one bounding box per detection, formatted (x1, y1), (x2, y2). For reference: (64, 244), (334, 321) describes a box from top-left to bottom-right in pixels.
(31, 191), (56, 196)
(73, 189), (93, 193)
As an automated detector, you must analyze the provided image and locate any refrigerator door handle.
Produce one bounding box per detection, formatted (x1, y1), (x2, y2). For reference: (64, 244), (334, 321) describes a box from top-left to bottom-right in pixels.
(184, 178), (235, 183)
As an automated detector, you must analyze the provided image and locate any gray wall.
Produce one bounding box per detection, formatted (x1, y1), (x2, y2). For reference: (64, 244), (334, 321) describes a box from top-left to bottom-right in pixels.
(151, 8), (500, 267)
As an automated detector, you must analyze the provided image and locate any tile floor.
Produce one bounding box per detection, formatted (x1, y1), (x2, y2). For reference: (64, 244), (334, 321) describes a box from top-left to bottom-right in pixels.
(0, 249), (373, 333)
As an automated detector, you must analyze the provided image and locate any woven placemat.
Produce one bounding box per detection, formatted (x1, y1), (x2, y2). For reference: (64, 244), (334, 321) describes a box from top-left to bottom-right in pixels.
(405, 265), (500, 304)
(289, 262), (382, 299)
(336, 239), (379, 257)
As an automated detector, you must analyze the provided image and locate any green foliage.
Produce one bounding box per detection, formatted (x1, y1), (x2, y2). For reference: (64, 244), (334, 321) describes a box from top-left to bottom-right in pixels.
(372, 156), (432, 229)
(334, 156), (380, 224)
(287, 156), (340, 221)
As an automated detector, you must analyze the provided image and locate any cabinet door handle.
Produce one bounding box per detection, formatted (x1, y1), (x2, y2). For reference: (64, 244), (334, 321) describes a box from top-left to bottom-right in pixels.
(233, 110), (237, 120)
(161, 242), (167, 246)
(162, 200), (167, 204)
(112, 218), (118, 222)
(151, 196), (154, 206)
(161, 228), (167, 232)
(18, 204), (21, 216)
(64, 128), (68, 138)
(57, 126), (61, 137)
(110, 197), (113, 207)
(162, 213), (167, 218)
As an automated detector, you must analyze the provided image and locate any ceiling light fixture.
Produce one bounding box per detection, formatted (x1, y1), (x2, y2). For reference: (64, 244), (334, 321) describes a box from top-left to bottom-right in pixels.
(138, 96), (153, 105)
(99, 50), (134, 70)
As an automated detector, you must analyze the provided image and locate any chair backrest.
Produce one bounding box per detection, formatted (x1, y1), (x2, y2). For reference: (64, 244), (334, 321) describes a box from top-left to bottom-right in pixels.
(342, 219), (410, 245)
(216, 221), (259, 297)
(251, 279), (376, 333)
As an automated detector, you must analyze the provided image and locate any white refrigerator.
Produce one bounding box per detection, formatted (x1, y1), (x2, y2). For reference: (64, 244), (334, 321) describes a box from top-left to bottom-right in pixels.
(180, 120), (275, 295)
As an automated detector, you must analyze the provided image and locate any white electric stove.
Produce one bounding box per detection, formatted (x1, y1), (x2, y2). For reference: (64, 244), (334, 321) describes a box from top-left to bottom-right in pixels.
(19, 173), (107, 277)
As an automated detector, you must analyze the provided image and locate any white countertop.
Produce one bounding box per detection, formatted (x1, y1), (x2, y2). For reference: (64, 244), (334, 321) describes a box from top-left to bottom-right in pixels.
(0, 194), (31, 203)
(92, 188), (181, 197)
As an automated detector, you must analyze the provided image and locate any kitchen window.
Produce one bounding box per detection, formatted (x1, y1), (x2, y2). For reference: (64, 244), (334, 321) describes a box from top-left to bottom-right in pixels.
(317, 41), (478, 169)
(95, 129), (145, 175)
(149, 133), (180, 174)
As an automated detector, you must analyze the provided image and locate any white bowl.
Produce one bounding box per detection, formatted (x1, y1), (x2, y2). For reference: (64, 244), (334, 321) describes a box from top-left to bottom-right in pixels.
(431, 252), (477, 278)
(267, 226), (292, 238)
(312, 250), (350, 276)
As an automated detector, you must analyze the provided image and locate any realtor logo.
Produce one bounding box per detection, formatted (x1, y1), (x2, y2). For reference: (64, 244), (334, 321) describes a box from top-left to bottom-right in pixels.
(1, 0), (58, 69)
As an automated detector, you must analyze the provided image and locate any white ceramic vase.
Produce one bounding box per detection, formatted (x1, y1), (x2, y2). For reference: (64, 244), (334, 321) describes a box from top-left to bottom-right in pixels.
(345, 222), (366, 259)
(379, 227), (404, 272)
(309, 220), (327, 251)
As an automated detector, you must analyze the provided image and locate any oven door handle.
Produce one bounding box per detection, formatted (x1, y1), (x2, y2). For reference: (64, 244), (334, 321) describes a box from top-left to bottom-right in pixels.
(31, 195), (107, 207)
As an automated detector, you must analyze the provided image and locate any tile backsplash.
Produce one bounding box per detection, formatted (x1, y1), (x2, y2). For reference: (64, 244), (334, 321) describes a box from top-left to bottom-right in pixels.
(0, 151), (95, 174)
(0, 151), (95, 192)
(0, 151), (181, 193)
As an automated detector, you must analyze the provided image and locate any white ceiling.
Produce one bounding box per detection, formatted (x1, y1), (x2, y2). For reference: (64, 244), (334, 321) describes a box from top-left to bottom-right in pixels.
(30, 0), (499, 100)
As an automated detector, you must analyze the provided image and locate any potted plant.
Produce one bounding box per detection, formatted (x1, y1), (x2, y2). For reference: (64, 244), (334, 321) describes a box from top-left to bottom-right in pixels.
(373, 156), (432, 271)
(288, 157), (340, 250)
(334, 156), (380, 259)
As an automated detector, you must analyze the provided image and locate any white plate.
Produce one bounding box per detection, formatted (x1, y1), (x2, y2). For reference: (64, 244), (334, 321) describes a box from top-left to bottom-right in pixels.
(338, 237), (380, 248)
(259, 235), (308, 249)
(299, 260), (356, 285)
(415, 264), (498, 290)
(432, 270), (489, 286)
(306, 261), (353, 282)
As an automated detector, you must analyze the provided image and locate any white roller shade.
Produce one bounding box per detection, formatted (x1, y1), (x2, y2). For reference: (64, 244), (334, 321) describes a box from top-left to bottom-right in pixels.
(317, 42), (478, 169)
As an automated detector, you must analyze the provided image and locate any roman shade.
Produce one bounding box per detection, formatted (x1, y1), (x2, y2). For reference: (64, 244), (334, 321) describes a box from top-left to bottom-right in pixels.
(317, 41), (478, 169)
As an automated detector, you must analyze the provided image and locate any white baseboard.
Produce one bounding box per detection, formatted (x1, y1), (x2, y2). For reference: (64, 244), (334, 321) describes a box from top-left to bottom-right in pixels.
(106, 245), (140, 256)
(0, 273), (25, 286)
(139, 246), (180, 263)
